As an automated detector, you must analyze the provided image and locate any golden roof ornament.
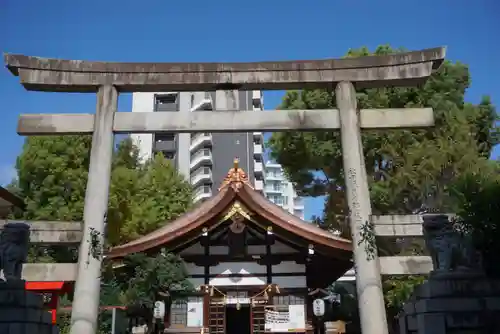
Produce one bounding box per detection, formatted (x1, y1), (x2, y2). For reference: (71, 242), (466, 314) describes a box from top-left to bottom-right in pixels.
(218, 158), (253, 192)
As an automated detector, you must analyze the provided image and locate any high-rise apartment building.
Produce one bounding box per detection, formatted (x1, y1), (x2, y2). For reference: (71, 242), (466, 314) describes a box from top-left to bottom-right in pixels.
(264, 162), (305, 220)
(131, 90), (265, 203)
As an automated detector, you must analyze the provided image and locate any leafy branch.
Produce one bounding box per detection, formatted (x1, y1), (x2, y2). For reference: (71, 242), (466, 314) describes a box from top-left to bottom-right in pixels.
(358, 220), (377, 261)
(86, 227), (104, 265)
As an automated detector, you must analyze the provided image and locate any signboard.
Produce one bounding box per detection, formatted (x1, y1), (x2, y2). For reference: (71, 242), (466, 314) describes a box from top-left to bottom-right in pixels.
(313, 299), (325, 317)
(265, 309), (290, 332)
(288, 305), (306, 330)
(264, 305), (306, 332)
(153, 301), (165, 319)
(187, 300), (204, 327)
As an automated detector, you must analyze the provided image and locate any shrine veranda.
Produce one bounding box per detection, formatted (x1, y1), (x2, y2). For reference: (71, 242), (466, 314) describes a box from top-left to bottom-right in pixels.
(3, 48), (446, 334)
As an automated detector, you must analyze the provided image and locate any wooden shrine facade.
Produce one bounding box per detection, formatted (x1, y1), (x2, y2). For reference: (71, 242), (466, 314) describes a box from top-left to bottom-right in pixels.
(108, 159), (353, 334)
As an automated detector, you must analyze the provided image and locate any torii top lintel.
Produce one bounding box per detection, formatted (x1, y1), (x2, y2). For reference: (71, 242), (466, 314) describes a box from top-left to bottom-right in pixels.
(3, 47), (446, 93)
(106, 158), (352, 260)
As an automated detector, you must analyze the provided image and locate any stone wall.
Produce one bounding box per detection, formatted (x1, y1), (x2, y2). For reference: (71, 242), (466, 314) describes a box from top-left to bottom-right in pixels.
(398, 275), (500, 333)
(0, 280), (59, 334)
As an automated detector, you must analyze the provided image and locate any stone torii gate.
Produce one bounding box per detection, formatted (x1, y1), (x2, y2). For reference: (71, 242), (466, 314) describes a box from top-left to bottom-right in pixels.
(4, 47), (445, 334)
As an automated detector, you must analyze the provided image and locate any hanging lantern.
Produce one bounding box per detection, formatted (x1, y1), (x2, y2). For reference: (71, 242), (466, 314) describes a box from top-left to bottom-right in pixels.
(236, 301), (241, 311)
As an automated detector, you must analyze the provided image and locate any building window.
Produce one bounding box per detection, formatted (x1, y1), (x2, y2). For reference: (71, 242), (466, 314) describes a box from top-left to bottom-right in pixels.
(156, 133), (176, 142)
(169, 297), (204, 326)
(272, 295), (305, 312)
(155, 93), (178, 105)
(170, 300), (188, 326)
(268, 195), (283, 205)
(164, 152), (176, 160)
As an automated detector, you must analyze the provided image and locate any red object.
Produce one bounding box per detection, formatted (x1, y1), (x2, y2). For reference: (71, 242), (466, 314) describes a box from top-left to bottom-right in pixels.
(25, 281), (72, 324)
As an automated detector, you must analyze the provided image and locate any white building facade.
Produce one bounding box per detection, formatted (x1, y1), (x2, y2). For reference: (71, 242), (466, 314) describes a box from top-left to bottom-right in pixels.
(130, 90), (265, 203)
(264, 162), (305, 220)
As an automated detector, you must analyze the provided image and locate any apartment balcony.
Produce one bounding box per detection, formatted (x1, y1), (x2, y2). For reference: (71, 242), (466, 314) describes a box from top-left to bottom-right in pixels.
(265, 173), (283, 181)
(253, 131), (264, 143)
(293, 198), (305, 210)
(193, 185), (212, 203)
(253, 143), (263, 157)
(255, 180), (264, 191)
(190, 132), (212, 152)
(293, 209), (305, 220)
(264, 186), (282, 194)
(252, 91), (263, 109)
(254, 162), (263, 175)
(190, 167), (212, 187)
(190, 149), (212, 171)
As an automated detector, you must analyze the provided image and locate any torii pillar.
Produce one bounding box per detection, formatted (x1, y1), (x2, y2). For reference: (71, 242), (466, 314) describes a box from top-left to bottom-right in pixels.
(4, 47), (445, 334)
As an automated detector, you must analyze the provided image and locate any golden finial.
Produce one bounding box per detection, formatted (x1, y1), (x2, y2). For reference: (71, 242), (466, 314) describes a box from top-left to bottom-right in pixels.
(218, 157), (253, 192)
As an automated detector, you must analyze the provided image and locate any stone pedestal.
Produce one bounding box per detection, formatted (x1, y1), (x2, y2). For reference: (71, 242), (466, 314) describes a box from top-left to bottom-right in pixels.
(0, 280), (59, 334)
(398, 274), (500, 333)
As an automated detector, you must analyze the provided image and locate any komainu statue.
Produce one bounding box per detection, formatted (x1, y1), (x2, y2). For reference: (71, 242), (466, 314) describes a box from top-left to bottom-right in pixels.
(0, 223), (30, 281)
(422, 214), (482, 275)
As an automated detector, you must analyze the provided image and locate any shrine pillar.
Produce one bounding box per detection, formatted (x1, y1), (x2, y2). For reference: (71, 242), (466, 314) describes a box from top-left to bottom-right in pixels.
(336, 82), (388, 334)
(70, 85), (117, 334)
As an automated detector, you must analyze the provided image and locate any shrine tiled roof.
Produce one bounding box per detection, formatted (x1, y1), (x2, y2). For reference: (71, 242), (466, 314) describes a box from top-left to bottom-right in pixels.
(107, 159), (352, 259)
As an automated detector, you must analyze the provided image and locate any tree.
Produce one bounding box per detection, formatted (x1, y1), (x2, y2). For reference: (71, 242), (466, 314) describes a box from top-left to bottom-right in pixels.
(268, 45), (497, 233)
(267, 45), (497, 319)
(96, 251), (193, 334)
(117, 154), (193, 243)
(14, 135), (194, 333)
(14, 136), (193, 246)
(449, 164), (500, 278)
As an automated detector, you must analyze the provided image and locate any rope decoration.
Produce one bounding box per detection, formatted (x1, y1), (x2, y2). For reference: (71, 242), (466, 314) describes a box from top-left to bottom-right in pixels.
(199, 283), (281, 307)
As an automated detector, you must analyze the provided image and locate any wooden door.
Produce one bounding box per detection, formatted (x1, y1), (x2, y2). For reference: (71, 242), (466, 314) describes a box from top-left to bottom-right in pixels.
(208, 301), (225, 334)
(251, 304), (266, 334)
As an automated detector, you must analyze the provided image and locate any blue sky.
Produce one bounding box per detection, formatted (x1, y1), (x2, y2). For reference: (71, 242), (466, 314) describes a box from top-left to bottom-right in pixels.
(1, 0), (498, 220)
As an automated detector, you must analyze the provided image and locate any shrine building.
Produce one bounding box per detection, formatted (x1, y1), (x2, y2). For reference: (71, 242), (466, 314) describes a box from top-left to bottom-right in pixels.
(107, 159), (353, 334)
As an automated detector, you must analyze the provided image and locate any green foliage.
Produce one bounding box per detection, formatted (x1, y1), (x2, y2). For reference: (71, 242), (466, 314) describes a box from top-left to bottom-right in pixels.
(268, 45), (497, 232)
(13, 135), (194, 332)
(383, 275), (427, 310)
(449, 165), (500, 277)
(268, 45), (497, 313)
(98, 251), (192, 332)
(16, 135), (91, 221)
(117, 154), (193, 243)
(119, 251), (193, 308)
(14, 137), (193, 247)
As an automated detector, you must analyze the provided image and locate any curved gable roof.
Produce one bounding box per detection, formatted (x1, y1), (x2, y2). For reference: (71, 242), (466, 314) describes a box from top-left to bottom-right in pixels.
(107, 159), (352, 259)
